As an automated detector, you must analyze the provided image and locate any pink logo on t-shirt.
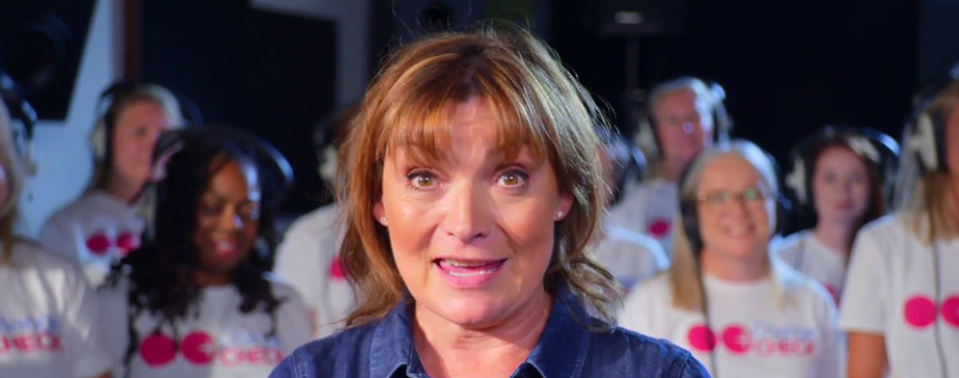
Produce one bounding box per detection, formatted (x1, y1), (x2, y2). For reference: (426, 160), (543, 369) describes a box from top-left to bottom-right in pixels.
(85, 231), (141, 256)
(0, 315), (63, 355)
(685, 323), (815, 357)
(687, 325), (717, 351)
(722, 325), (751, 354)
(649, 219), (671, 238)
(904, 295), (959, 328)
(182, 331), (216, 364)
(824, 285), (840, 305)
(138, 330), (285, 367)
(140, 333), (176, 366)
(330, 257), (348, 280)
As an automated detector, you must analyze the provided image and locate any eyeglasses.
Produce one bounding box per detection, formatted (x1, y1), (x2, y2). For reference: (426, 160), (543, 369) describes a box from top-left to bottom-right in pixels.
(696, 187), (768, 206)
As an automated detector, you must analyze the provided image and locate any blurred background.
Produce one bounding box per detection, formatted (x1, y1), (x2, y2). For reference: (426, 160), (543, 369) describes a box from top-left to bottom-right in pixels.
(1, 0), (956, 233)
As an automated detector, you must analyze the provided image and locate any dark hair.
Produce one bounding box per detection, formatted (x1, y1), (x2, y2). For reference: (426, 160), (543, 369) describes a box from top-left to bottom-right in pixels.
(105, 137), (283, 371)
(797, 138), (887, 232)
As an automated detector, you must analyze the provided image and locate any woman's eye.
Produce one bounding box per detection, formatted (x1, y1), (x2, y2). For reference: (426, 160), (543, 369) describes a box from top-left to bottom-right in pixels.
(498, 170), (528, 187)
(408, 172), (438, 189)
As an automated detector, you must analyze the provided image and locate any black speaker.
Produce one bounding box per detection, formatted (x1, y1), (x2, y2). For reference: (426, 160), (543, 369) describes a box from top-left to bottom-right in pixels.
(0, 0), (97, 120)
(585, 0), (687, 37)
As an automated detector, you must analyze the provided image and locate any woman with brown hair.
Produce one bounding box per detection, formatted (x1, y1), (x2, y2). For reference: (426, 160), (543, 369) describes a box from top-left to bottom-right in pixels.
(777, 126), (898, 303)
(269, 23), (709, 378)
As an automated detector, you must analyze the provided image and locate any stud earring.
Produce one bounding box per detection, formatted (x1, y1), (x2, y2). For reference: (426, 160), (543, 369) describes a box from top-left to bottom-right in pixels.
(379, 217), (387, 224)
(556, 211), (564, 220)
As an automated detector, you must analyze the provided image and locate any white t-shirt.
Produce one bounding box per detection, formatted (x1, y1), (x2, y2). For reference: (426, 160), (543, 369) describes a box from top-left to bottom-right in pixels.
(97, 276), (312, 378)
(839, 215), (959, 378)
(591, 222), (670, 291)
(274, 204), (353, 338)
(0, 241), (113, 378)
(607, 177), (679, 257)
(775, 230), (845, 303)
(618, 262), (845, 378)
(39, 191), (145, 286)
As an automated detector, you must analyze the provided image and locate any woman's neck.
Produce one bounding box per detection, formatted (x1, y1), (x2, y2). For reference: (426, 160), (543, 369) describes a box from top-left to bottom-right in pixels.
(663, 159), (688, 183)
(104, 175), (143, 204)
(194, 270), (233, 287)
(414, 290), (552, 378)
(701, 249), (770, 282)
(813, 220), (856, 254)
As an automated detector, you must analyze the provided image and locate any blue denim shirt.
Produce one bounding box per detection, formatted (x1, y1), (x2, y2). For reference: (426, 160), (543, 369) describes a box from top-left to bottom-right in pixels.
(269, 289), (710, 378)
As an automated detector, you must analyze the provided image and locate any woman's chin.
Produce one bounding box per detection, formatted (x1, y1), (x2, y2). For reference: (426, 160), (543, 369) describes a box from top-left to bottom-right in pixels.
(419, 296), (509, 329)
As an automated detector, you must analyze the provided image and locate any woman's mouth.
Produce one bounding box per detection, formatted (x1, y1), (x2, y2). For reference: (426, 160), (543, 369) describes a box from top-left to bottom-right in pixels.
(213, 240), (238, 257)
(433, 258), (508, 287)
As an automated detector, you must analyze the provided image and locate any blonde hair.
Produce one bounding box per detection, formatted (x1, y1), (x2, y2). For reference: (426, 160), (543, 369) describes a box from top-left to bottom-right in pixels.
(898, 81), (959, 244)
(86, 84), (183, 193)
(667, 140), (795, 311)
(337, 23), (620, 328)
(0, 101), (27, 264)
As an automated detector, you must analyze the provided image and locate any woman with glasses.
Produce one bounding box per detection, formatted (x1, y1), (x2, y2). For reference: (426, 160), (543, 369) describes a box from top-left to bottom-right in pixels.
(618, 140), (844, 378)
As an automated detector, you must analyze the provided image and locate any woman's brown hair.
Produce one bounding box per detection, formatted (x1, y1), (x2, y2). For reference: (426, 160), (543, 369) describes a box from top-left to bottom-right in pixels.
(336, 23), (620, 328)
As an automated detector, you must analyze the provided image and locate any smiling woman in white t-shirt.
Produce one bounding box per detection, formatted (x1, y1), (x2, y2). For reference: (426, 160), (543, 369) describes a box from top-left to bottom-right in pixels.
(840, 66), (959, 378)
(0, 99), (112, 377)
(618, 140), (844, 378)
(96, 132), (311, 378)
(777, 127), (898, 303)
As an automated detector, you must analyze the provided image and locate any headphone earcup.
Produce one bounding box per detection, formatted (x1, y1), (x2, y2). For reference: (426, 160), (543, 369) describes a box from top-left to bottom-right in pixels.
(776, 195), (792, 236)
(90, 119), (108, 163)
(908, 111), (943, 173)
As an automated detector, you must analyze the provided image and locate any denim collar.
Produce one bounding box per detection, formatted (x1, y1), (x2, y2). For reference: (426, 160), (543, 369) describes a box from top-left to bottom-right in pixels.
(368, 286), (593, 378)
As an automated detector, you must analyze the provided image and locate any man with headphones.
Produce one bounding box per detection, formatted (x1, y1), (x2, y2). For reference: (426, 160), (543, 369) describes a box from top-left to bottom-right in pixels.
(38, 82), (189, 286)
(608, 76), (732, 257)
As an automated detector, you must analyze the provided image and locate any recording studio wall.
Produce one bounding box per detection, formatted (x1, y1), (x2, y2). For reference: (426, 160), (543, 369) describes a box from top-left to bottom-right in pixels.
(141, 1), (336, 214)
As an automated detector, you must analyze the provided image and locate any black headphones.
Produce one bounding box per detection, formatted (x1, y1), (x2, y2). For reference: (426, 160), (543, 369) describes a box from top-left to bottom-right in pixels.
(904, 61), (959, 174)
(635, 77), (733, 158)
(90, 81), (202, 165)
(678, 141), (791, 255)
(597, 125), (647, 205)
(313, 103), (359, 190)
(784, 126), (900, 220)
(1, 68), (38, 177)
(137, 125), (294, 239)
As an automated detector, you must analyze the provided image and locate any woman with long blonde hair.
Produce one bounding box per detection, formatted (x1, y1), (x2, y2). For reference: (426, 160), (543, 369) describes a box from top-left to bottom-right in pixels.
(840, 65), (959, 378)
(39, 82), (185, 286)
(618, 140), (844, 378)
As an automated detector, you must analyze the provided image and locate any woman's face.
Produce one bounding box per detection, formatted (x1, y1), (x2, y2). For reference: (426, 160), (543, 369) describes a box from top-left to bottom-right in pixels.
(193, 158), (261, 284)
(653, 88), (714, 166)
(697, 154), (774, 261)
(111, 100), (177, 187)
(375, 96), (573, 329)
(811, 146), (871, 226)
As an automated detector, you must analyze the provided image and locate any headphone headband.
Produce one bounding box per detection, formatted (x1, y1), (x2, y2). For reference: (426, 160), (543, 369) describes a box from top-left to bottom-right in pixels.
(152, 125), (295, 208)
